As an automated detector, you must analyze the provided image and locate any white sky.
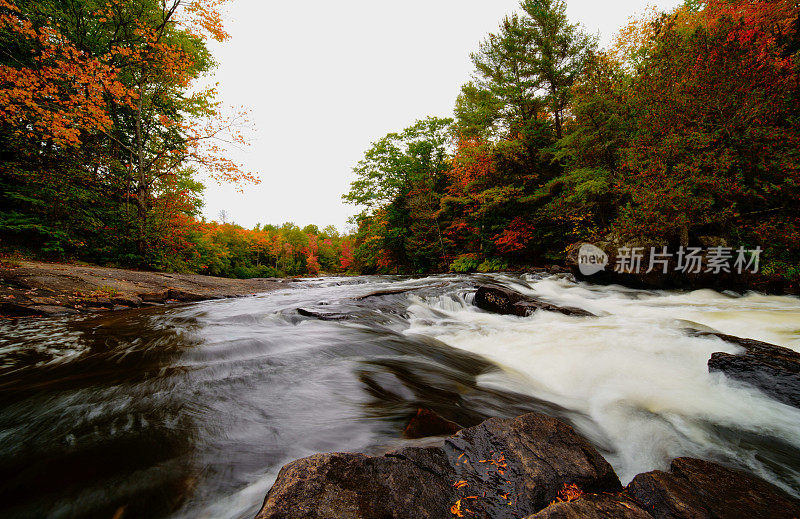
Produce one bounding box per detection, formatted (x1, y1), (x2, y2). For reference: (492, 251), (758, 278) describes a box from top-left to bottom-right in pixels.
(202, 0), (683, 232)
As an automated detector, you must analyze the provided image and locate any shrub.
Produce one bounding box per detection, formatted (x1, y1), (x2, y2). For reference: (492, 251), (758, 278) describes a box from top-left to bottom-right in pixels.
(450, 254), (482, 273)
(477, 258), (508, 273)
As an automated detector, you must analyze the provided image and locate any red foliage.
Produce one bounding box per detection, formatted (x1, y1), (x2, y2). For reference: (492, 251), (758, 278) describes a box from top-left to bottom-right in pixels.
(339, 238), (355, 270)
(493, 217), (535, 253)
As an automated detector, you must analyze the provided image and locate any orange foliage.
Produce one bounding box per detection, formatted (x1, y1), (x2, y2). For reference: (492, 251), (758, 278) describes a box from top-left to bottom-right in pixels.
(550, 483), (585, 506)
(0, 0), (128, 146)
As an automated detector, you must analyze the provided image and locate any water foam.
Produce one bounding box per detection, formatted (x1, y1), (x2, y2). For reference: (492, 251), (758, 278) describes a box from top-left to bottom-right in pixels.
(405, 275), (800, 488)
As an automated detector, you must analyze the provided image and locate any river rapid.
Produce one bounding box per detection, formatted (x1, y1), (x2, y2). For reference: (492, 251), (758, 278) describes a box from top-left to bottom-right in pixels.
(1, 273), (799, 518)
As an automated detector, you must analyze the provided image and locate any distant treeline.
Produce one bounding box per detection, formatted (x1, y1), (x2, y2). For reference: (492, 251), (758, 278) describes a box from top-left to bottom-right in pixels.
(171, 221), (354, 278)
(344, 0), (800, 280)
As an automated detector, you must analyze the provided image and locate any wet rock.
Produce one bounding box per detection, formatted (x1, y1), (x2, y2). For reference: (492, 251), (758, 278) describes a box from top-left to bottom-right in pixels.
(0, 302), (77, 317)
(111, 295), (143, 307)
(254, 451), (457, 519)
(402, 408), (462, 439)
(32, 305), (79, 316)
(627, 466), (708, 518)
(627, 457), (800, 519)
(296, 308), (351, 321)
(445, 413), (621, 518)
(28, 296), (58, 305)
(87, 297), (114, 308)
(0, 302), (45, 317)
(255, 412), (621, 519)
(525, 494), (652, 518)
(140, 290), (169, 303)
(527, 267), (549, 274)
(703, 332), (800, 408)
(166, 289), (207, 302)
(474, 285), (595, 318)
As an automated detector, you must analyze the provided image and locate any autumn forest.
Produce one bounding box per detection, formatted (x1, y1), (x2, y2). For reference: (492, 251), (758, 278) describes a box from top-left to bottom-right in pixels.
(1, 0), (798, 280)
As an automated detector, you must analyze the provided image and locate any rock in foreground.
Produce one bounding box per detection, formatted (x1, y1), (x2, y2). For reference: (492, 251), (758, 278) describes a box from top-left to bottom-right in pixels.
(444, 413), (621, 517)
(256, 450), (457, 519)
(255, 411), (800, 519)
(628, 457), (800, 519)
(256, 412), (620, 519)
(473, 285), (595, 318)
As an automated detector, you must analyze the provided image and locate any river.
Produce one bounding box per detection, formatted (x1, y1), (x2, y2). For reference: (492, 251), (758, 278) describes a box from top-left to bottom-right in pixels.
(1, 273), (799, 518)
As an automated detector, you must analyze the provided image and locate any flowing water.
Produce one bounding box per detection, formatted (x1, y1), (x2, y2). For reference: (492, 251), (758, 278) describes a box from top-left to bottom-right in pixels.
(1, 273), (799, 518)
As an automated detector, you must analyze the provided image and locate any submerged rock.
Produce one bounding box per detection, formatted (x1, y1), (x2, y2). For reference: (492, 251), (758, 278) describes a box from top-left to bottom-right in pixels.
(402, 408), (462, 439)
(473, 285), (595, 318)
(255, 412), (620, 519)
(703, 332), (800, 408)
(296, 307), (351, 321)
(627, 457), (800, 519)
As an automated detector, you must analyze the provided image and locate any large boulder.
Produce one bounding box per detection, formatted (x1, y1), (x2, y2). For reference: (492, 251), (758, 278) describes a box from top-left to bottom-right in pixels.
(703, 333), (800, 408)
(255, 449), (457, 519)
(255, 413), (800, 519)
(444, 413), (621, 518)
(627, 457), (800, 519)
(473, 285), (595, 318)
(255, 412), (620, 519)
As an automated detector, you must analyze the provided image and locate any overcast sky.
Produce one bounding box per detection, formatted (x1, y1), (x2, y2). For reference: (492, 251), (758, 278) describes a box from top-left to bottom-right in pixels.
(201, 0), (683, 232)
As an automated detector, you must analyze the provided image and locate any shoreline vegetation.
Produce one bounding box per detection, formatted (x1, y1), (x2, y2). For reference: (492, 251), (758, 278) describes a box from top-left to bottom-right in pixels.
(1, 257), (796, 319)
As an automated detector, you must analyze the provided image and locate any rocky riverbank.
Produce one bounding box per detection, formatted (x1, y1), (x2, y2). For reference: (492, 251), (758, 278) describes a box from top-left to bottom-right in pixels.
(0, 260), (291, 317)
(255, 411), (800, 518)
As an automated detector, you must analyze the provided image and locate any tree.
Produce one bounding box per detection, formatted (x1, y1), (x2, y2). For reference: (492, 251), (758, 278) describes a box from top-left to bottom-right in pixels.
(616, 0), (800, 252)
(467, 0), (595, 140)
(343, 117), (453, 272)
(519, 0), (596, 139)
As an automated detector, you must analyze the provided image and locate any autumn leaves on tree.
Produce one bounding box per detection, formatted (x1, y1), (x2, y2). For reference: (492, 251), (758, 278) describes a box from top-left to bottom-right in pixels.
(0, 0), (256, 266)
(344, 0), (800, 280)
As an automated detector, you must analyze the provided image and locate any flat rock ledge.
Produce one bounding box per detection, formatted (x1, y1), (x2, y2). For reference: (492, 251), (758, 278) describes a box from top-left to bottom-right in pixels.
(700, 332), (800, 409)
(473, 285), (596, 318)
(0, 260), (289, 317)
(254, 412), (799, 519)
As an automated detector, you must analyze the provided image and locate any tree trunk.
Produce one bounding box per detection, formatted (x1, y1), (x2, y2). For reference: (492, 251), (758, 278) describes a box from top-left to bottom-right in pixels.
(134, 78), (148, 257)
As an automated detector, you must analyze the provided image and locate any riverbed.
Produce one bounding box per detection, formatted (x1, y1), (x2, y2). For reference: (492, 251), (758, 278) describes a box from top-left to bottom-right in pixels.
(1, 273), (799, 518)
